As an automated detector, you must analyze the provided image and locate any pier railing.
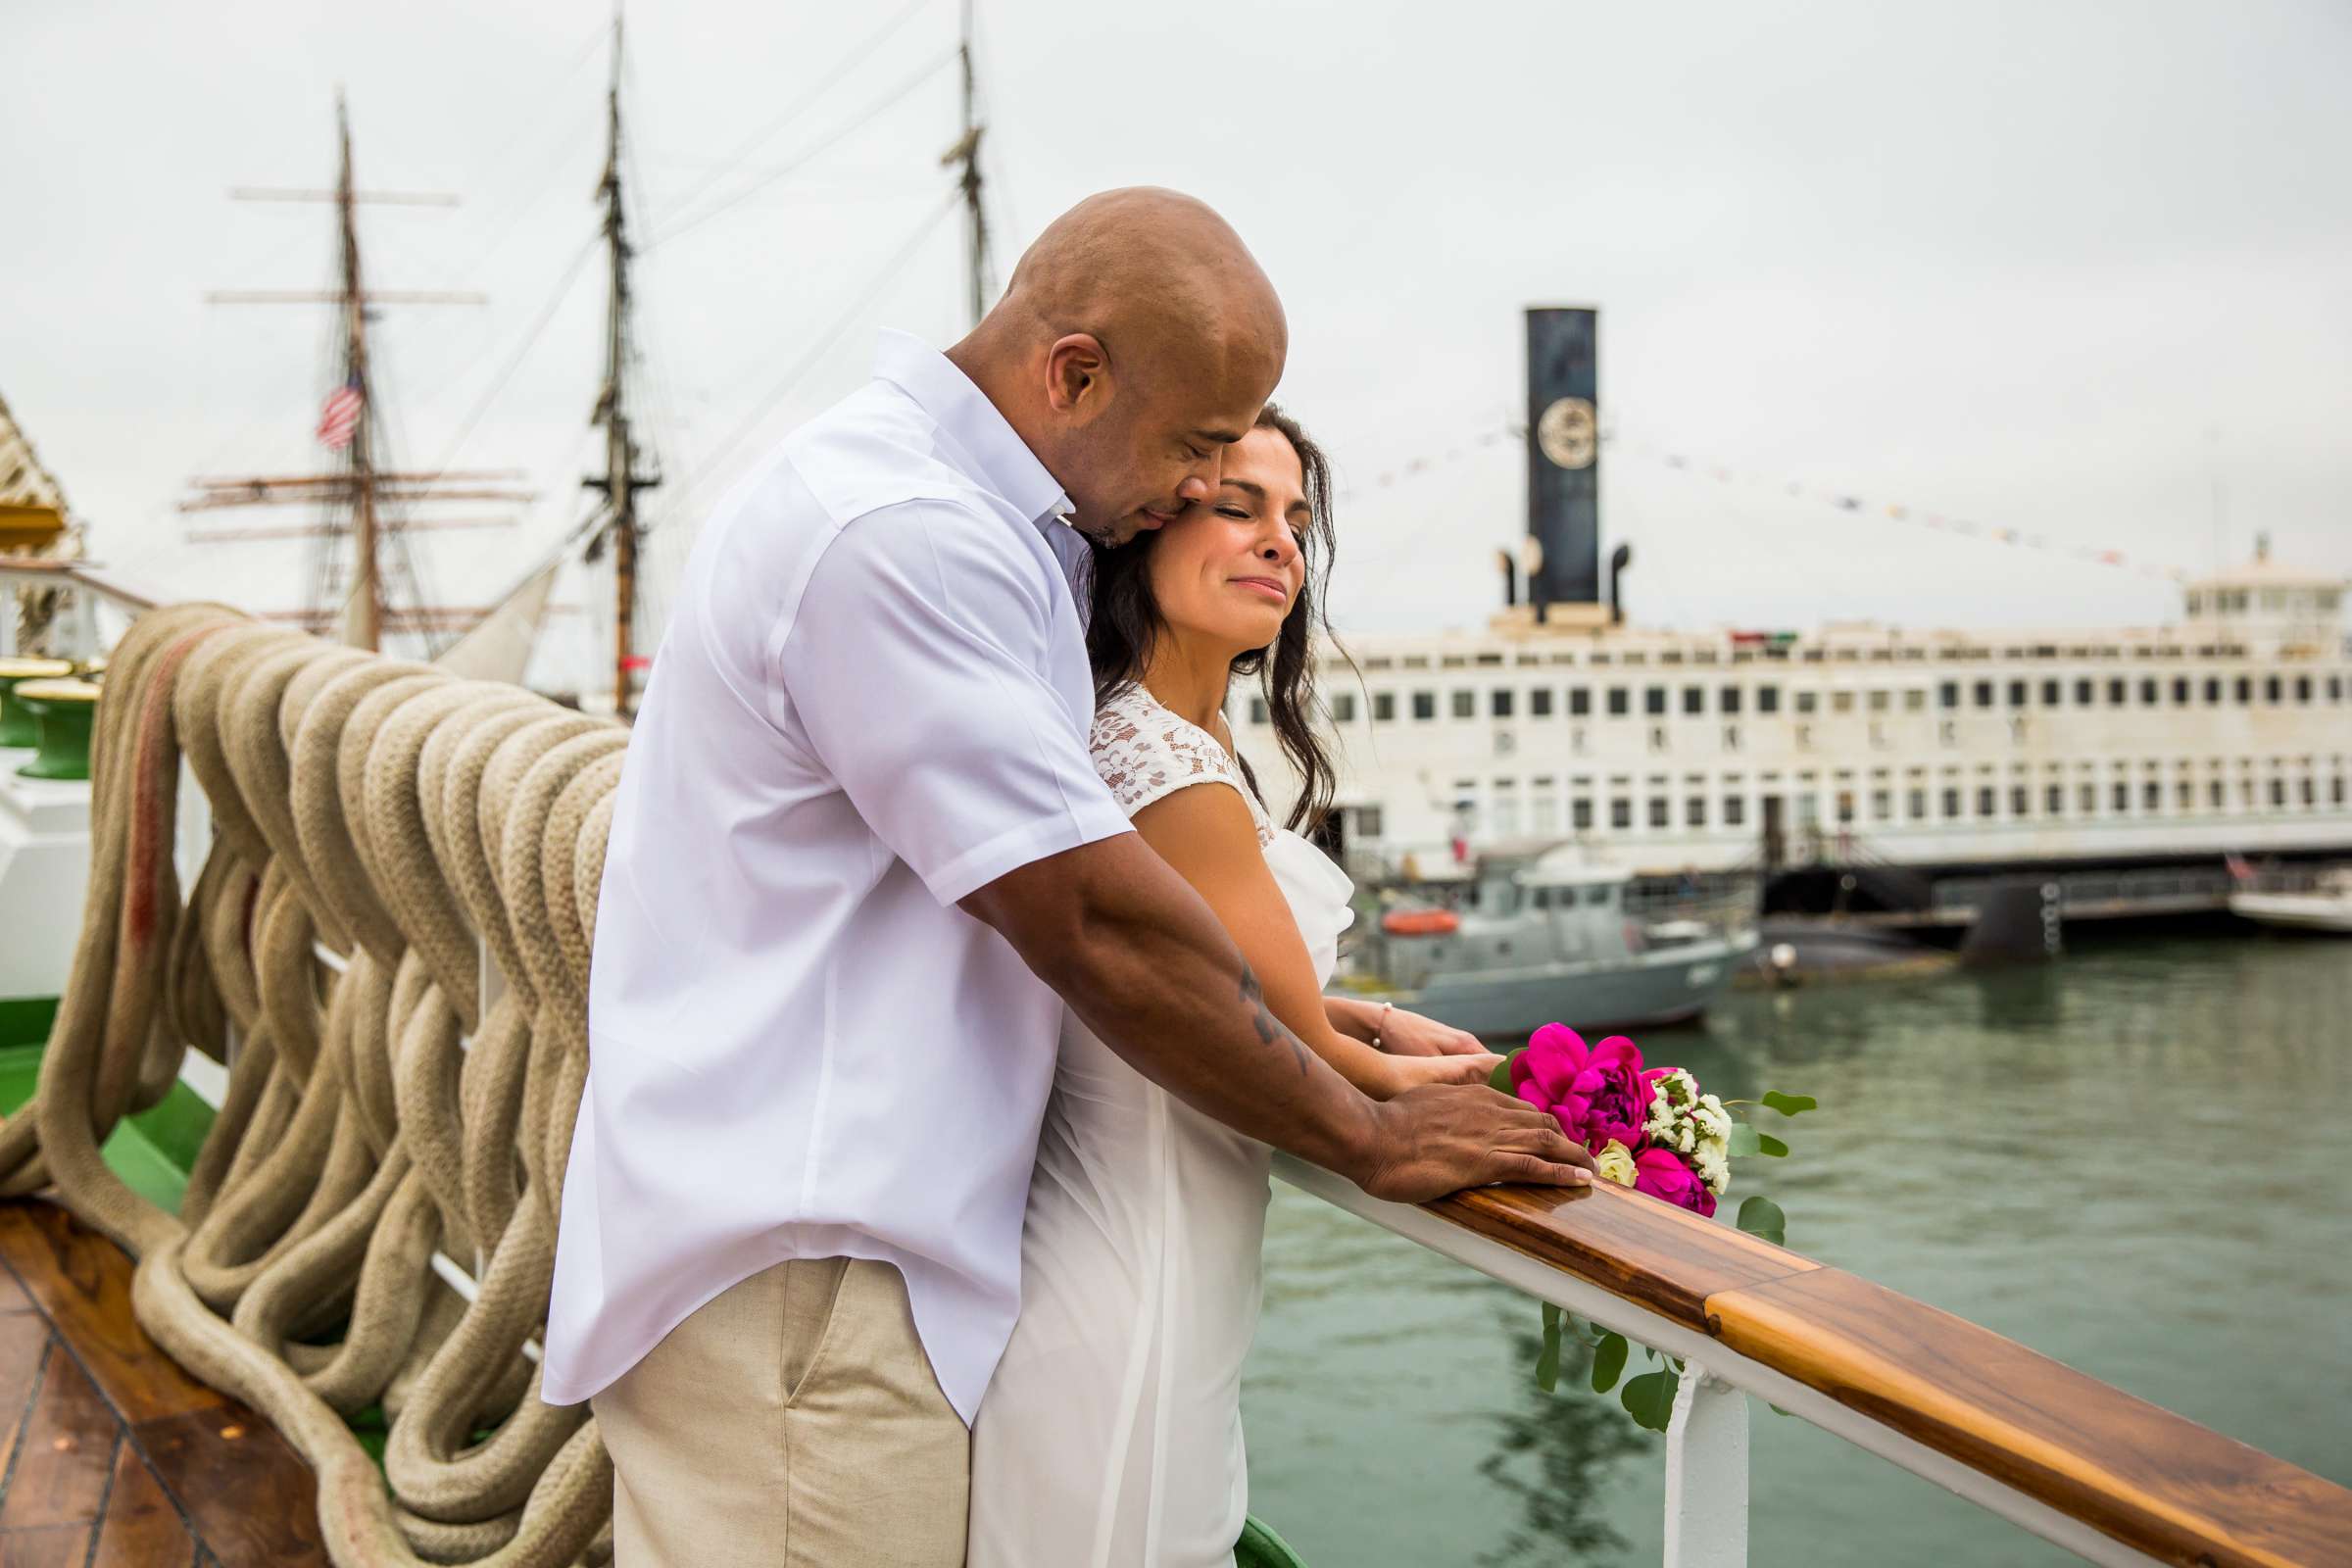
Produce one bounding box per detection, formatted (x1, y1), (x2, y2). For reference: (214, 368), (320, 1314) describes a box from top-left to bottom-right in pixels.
(1272, 1157), (2352, 1567)
(11, 607), (2352, 1567)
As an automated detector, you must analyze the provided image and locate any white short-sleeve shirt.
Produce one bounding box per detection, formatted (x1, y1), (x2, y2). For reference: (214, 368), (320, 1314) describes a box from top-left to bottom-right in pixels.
(542, 331), (1134, 1420)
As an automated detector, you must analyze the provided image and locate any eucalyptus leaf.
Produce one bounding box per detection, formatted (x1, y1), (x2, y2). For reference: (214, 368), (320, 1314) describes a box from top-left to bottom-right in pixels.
(1591, 1331), (1629, 1394)
(1727, 1123), (1761, 1158)
(1760, 1091), (1817, 1116)
(1621, 1368), (1681, 1432)
(1737, 1195), (1788, 1247)
(1536, 1302), (1561, 1393)
(1757, 1132), (1789, 1157)
(1490, 1049), (1524, 1093)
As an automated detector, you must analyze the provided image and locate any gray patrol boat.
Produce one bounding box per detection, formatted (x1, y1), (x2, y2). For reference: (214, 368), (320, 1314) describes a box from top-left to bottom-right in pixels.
(1342, 846), (1757, 1041)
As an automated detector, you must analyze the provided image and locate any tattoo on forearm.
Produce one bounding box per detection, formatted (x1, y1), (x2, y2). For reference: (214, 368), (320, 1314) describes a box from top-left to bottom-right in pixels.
(1240, 962), (1312, 1077)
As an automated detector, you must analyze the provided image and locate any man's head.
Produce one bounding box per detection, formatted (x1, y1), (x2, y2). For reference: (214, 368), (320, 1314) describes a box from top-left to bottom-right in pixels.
(948, 187), (1287, 546)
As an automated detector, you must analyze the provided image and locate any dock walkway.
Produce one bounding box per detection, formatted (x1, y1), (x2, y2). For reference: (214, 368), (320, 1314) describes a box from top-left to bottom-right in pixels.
(0, 1200), (326, 1567)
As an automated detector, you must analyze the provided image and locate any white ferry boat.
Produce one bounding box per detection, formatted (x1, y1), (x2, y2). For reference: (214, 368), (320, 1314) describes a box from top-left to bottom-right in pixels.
(1237, 310), (2352, 919)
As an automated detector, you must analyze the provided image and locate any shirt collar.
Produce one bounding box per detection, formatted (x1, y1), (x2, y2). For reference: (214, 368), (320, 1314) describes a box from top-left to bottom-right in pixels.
(872, 329), (1073, 530)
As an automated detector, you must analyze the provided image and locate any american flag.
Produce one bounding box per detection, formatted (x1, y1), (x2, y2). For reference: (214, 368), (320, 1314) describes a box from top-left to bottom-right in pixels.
(316, 376), (363, 450)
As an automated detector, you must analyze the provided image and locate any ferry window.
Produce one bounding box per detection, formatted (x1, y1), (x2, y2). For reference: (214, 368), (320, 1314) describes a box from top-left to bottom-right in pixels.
(1836, 794), (1855, 824)
(1530, 688), (1553, 717)
(1723, 795), (1745, 827)
(2008, 679), (2029, 707)
(1796, 691), (1819, 714)
(1720, 686), (1742, 714)
(2107, 677), (2127, 705)
(1531, 887), (1551, 910)
(1941, 787), (1962, 818)
(2209, 779), (2227, 808)
(2335, 776), (2347, 806)
(1687, 797), (1707, 827)
(1609, 799), (1632, 829)
(1832, 692), (1856, 713)
(1645, 687), (1668, 716)
(1607, 687), (1630, 716)
(1374, 692), (1396, 722)
(1904, 689), (1926, 711)
(1758, 686), (1782, 714)
(2041, 679), (2062, 706)
(2140, 678), (2160, 705)
(1491, 688), (1514, 718)
(1562, 687), (1588, 717)
(1647, 798), (1670, 829)
(1573, 798), (1594, 830)
(1870, 789), (1891, 819)
(2081, 783), (2097, 813)
(2143, 780), (2162, 810)
(2011, 786), (2030, 817)
(1352, 806), (1384, 838)
(2075, 678), (2094, 705)
(1905, 788), (1925, 818)
(1582, 885), (1611, 906)
(2173, 677), (2190, 704)
(1452, 691), (1476, 719)
(1868, 690), (1890, 712)
(2112, 781), (2130, 811)
(1411, 691), (1436, 720)
(1683, 687), (1704, 715)
(1476, 652), (1504, 666)
(2331, 677), (2344, 703)
(1249, 698), (1269, 724)
(2270, 778), (2286, 808)
(2295, 676), (2313, 704)
(1971, 680), (1993, 708)
(2046, 784), (2064, 814)
(2301, 777), (2317, 807)
(2205, 677), (2222, 705)
(1333, 693), (1357, 722)
(2178, 780), (2196, 809)
(1977, 786), (1997, 817)
(2235, 677), (2252, 704)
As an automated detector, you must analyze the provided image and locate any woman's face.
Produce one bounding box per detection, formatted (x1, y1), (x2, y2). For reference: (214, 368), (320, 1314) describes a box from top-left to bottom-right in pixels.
(1143, 425), (1310, 656)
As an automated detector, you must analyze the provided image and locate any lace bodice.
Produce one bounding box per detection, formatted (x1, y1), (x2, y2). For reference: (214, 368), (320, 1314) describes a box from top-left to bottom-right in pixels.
(1090, 684), (1275, 847)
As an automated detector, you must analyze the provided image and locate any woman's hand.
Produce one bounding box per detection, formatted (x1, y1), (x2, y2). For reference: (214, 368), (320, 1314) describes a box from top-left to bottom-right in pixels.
(1364, 1049), (1506, 1100)
(1378, 1005), (1490, 1058)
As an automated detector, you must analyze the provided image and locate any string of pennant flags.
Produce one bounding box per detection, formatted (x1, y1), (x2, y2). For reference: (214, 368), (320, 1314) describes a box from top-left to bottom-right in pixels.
(1335, 420), (2195, 584)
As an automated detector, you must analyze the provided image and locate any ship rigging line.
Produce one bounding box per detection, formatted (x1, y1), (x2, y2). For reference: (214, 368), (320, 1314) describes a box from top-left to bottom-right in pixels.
(649, 0), (937, 229)
(403, 232), (601, 515)
(651, 45), (961, 248)
(670, 187), (961, 516)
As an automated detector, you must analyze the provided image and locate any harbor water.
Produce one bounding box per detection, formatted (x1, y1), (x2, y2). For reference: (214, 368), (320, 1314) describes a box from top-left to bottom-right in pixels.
(1242, 928), (2352, 1566)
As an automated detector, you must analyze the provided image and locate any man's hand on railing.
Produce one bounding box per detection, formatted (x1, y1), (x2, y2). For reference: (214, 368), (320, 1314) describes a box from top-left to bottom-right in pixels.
(1354, 1084), (1595, 1203)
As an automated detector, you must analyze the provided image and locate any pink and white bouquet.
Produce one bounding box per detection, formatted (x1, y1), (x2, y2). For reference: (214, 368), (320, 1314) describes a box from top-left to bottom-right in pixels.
(1497, 1021), (1818, 1425)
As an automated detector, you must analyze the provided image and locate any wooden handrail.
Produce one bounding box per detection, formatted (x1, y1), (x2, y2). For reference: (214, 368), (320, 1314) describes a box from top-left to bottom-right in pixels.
(1423, 1181), (2352, 1568)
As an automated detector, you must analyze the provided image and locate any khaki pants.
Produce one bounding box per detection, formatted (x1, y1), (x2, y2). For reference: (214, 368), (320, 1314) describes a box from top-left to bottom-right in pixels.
(593, 1257), (968, 1567)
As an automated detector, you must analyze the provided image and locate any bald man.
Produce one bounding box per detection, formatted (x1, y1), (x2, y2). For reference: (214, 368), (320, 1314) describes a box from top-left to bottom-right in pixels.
(544, 189), (1591, 1566)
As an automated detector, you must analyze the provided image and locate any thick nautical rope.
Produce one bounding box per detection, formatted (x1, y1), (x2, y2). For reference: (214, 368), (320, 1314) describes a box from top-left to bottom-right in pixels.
(6, 609), (626, 1567)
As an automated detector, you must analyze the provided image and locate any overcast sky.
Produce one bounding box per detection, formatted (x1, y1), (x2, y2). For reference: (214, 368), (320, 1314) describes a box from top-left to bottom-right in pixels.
(7, 0), (2348, 679)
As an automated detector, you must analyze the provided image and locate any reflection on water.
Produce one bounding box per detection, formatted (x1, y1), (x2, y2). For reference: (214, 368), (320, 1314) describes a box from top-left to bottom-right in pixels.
(1245, 931), (2352, 1567)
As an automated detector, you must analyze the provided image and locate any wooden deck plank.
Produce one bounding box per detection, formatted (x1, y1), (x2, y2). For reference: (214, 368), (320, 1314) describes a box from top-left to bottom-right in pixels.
(0, 1204), (224, 1426)
(90, 1434), (196, 1568)
(0, 1264), (33, 1316)
(0, 1316), (53, 1470)
(1704, 1267), (2352, 1568)
(0, 1348), (118, 1531)
(0, 1522), (94, 1567)
(1429, 1178), (1821, 1329)
(133, 1408), (328, 1568)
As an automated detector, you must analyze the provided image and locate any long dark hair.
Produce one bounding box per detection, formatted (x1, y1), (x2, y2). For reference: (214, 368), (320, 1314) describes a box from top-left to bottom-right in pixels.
(1087, 402), (1340, 832)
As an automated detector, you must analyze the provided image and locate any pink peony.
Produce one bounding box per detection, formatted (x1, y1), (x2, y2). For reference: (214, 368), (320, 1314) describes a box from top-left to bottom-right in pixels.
(1509, 1023), (1663, 1152)
(1632, 1147), (1717, 1218)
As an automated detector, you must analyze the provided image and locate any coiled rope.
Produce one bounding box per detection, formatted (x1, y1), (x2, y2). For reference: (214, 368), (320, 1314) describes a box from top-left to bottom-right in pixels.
(7, 607), (627, 1566)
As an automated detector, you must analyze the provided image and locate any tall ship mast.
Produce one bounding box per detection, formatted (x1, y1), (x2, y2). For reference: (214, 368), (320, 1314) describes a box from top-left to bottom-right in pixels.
(178, 97), (528, 655)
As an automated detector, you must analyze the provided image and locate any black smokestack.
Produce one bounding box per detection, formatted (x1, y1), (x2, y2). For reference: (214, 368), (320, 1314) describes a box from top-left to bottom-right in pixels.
(1524, 307), (1600, 611)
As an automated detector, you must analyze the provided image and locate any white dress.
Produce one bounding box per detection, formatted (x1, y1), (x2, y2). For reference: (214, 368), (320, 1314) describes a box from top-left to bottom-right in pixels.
(968, 685), (1355, 1568)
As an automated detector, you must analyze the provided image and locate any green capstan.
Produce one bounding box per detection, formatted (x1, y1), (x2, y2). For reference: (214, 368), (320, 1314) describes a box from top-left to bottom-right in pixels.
(12, 677), (100, 781)
(0, 658), (75, 749)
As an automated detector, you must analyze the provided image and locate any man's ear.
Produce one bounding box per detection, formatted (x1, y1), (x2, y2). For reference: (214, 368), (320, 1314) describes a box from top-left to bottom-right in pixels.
(1044, 332), (1112, 422)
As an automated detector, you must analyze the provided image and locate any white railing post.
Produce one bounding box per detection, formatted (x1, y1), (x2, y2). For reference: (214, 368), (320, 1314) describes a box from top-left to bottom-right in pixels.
(1663, 1365), (1748, 1568)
